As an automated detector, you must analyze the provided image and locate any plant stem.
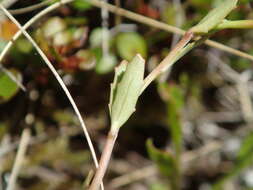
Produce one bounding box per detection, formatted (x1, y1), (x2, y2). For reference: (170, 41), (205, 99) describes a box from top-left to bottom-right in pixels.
(141, 31), (194, 93)
(6, 129), (31, 190)
(89, 129), (118, 190)
(8, 0), (52, 15)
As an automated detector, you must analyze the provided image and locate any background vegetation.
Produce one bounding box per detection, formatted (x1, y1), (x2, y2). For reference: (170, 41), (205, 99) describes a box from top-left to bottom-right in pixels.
(1, 0), (253, 189)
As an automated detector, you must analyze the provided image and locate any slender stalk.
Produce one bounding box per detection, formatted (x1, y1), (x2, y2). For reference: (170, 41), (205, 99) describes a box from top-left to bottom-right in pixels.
(101, 0), (109, 57)
(114, 0), (122, 25)
(0, 6), (103, 190)
(8, 0), (52, 15)
(6, 129), (31, 190)
(141, 31), (194, 92)
(89, 130), (118, 190)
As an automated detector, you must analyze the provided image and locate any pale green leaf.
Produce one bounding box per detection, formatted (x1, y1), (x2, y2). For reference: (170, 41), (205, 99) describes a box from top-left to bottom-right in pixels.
(110, 54), (145, 131)
(146, 139), (176, 178)
(95, 54), (117, 74)
(109, 60), (127, 115)
(190, 0), (238, 34)
(215, 19), (253, 30)
(116, 32), (147, 61)
(89, 28), (110, 48)
(0, 69), (20, 102)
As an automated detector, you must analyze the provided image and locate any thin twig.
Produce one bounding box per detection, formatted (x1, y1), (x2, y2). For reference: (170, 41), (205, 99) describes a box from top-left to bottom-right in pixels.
(114, 0), (121, 25)
(1, 0), (18, 8)
(0, 6), (103, 190)
(101, 0), (109, 57)
(6, 129), (31, 190)
(8, 0), (52, 15)
(141, 31), (194, 92)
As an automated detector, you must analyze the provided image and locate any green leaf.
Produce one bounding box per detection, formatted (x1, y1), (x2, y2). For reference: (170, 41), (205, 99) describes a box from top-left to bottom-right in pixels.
(215, 19), (253, 30)
(109, 60), (127, 115)
(0, 69), (20, 102)
(109, 54), (145, 132)
(95, 53), (117, 74)
(213, 133), (253, 190)
(146, 139), (176, 177)
(0, 39), (7, 53)
(150, 183), (169, 190)
(158, 83), (184, 156)
(116, 32), (147, 61)
(71, 0), (92, 11)
(190, 0), (238, 34)
(42, 17), (67, 39)
(237, 132), (253, 162)
(89, 28), (110, 48)
(16, 38), (33, 53)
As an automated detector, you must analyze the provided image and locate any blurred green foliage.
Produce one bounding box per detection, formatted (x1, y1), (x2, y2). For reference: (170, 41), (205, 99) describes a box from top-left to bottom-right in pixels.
(116, 32), (147, 61)
(0, 70), (20, 102)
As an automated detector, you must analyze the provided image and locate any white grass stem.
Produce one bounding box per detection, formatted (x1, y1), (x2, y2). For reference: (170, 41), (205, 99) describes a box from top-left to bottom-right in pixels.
(6, 129), (31, 190)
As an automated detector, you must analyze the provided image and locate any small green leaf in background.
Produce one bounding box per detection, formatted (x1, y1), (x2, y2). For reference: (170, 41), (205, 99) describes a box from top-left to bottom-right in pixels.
(109, 54), (145, 132)
(159, 83), (184, 156)
(0, 122), (7, 140)
(76, 50), (96, 70)
(42, 17), (67, 39)
(89, 28), (110, 48)
(213, 132), (253, 190)
(16, 38), (33, 54)
(237, 132), (253, 162)
(190, 0), (238, 34)
(116, 32), (147, 61)
(150, 183), (169, 190)
(146, 139), (176, 178)
(95, 53), (117, 74)
(109, 60), (127, 115)
(0, 69), (20, 102)
(71, 0), (92, 11)
(0, 38), (7, 53)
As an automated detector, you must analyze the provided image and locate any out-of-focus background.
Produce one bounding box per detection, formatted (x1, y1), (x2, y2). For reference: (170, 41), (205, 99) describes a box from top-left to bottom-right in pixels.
(1, 0), (253, 189)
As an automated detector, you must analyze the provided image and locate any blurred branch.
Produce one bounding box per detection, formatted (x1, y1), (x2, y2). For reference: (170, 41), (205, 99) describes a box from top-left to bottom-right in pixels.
(6, 129), (31, 190)
(114, 0), (121, 25)
(8, 0), (51, 15)
(101, 0), (109, 57)
(1, 0), (18, 8)
(207, 51), (253, 123)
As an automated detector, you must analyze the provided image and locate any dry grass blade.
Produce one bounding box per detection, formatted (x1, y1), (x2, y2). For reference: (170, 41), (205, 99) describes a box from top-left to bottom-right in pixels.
(6, 129), (31, 190)
(0, 5), (104, 189)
